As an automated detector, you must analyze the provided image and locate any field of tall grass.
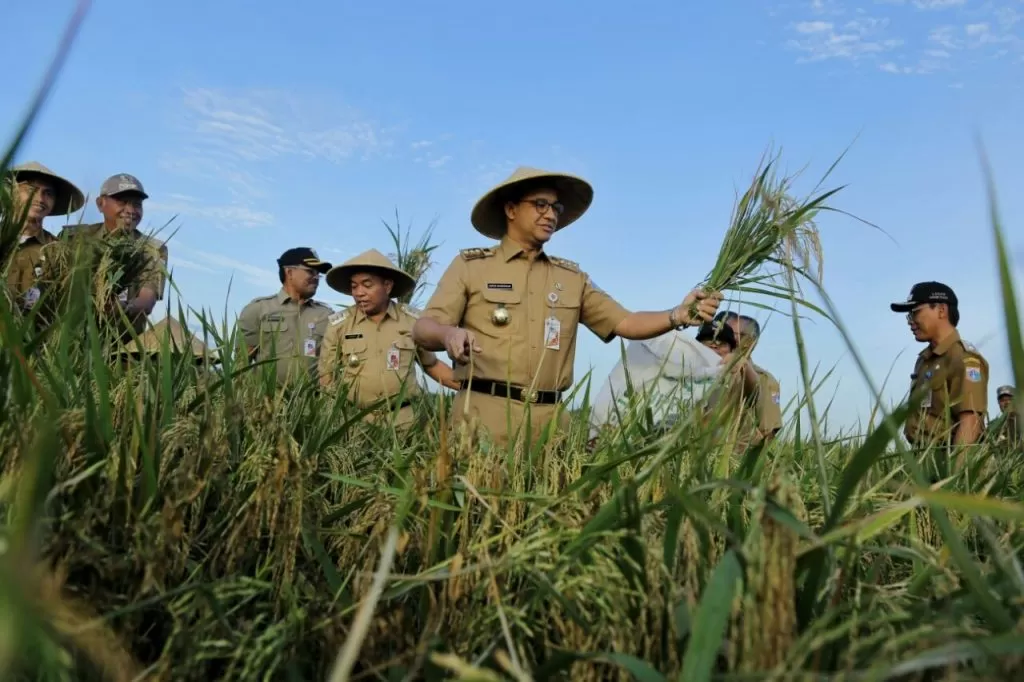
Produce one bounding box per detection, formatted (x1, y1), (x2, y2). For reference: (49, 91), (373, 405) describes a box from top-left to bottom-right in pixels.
(2, 7), (1023, 681)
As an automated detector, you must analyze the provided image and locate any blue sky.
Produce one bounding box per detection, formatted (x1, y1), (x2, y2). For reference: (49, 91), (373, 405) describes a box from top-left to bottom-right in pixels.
(3, 0), (1022, 434)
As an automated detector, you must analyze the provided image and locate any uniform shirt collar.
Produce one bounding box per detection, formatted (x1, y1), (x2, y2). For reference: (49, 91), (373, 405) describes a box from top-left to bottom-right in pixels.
(276, 288), (314, 307)
(498, 236), (548, 262)
(925, 329), (961, 357)
(354, 300), (398, 323)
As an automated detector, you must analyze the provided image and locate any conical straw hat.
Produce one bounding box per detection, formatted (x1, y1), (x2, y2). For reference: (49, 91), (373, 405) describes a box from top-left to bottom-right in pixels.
(470, 166), (593, 240)
(120, 317), (215, 364)
(9, 161), (85, 216)
(325, 249), (416, 299)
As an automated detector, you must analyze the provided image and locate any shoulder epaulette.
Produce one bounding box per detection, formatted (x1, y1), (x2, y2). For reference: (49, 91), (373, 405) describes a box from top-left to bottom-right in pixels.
(59, 223), (99, 239)
(460, 247), (495, 261)
(400, 303), (421, 319)
(549, 255), (580, 272)
(960, 339), (979, 354)
(328, 309), (350, 326)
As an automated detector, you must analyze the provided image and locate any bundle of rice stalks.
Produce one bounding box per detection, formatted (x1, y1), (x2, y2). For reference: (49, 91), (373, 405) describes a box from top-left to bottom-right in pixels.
(690, 149), (836, 316)
(34, 231), (155, 335)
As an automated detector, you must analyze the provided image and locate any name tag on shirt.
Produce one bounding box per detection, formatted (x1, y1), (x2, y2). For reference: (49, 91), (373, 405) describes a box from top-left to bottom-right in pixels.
(23, 287), (40, 308)
(303, 338), (317, 357)
(386, 345), (400, 371)
(544, 317), (561, 350)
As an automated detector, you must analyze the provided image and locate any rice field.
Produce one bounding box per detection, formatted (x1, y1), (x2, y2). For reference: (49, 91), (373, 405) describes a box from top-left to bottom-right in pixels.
(2, 8), (1024, 682)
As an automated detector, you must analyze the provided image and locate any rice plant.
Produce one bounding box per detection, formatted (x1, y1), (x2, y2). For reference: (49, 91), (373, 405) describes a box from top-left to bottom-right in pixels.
(2, 5), (1024, 681)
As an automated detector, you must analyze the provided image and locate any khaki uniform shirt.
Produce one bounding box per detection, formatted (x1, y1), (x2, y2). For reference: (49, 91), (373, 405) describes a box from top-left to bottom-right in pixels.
(904, 330), (988, 446)
(987, 411), (1021, 449)
(318, 301), (438, 407)
(62, 223), (169, 300)
(753, 364), (783, 435)
(237, 288), (332, 386)
(5, 229), (57, 308)
(422, 237), (630, 392)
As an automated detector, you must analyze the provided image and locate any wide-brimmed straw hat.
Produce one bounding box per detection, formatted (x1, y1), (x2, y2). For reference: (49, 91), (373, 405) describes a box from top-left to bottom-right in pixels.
(470, 166), (593, 240)
(325, 249), (416, 299)
(9, 161), (85, 216)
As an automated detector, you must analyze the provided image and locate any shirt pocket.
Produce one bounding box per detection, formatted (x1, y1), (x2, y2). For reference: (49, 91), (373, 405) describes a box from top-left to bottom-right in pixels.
(545, 281), (582, 332)
(259, 317), (293, 353)
(393, 335), (417, 370)
(340, 336), (369, 376)
(477, 287), (523, 337)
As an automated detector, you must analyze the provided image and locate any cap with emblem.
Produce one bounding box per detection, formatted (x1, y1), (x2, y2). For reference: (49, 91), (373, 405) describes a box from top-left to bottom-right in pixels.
(997, 385), (1015, 398)
(889, 281), (958, 313)
(470, 166), (593, 240)
(325, 249), (416, 299)
(9, 161), (85, 216)
(277, 247), (332, 274)
(99, 173), (148, 199)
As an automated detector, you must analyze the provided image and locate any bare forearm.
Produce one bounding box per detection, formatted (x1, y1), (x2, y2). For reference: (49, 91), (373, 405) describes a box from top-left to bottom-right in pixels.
(614, 310), (678, 340)
(954, 413), (982, 445)
(412, 317), (455, 351)
(426, 361), (460, 390)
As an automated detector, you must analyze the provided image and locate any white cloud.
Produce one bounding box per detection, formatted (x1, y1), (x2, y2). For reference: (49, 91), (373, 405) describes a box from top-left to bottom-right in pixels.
(428, 155), (452, 168)
(786, 1), (1024, 72)
(787, 12), (903, 62)
(168, 258), (217, 274)
(912, 0), (965, 9)
(179, 88), (388, 164)
(795, 20), (834, 32)
(147, 199), (275, 229)
(181, 248), (278, 287)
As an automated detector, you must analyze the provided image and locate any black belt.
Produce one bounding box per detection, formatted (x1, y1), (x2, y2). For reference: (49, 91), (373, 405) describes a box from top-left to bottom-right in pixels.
(462, 379), (562, 405)
(388, 397), (412, 411)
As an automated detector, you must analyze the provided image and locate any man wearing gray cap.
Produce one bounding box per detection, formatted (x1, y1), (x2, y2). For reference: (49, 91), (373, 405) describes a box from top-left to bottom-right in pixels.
(987, 385), (1020, 449)
(62, 173), (168, 332)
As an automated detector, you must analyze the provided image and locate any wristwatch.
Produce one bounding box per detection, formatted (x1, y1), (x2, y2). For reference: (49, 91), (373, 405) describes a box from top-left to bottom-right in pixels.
(668, 308), (687, 330)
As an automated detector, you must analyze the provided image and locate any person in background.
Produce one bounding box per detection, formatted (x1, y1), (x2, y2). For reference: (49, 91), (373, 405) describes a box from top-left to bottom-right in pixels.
(62, 173), (168, 333)
(237, 247), (333, 388)
(4, 161), (84, 311)
(716, 311), (783, 444)
(318, 249), (459, 429)
(889, 281), (988, 472)
(412, 166), (722, 449)
(987, 385), (1020, 450)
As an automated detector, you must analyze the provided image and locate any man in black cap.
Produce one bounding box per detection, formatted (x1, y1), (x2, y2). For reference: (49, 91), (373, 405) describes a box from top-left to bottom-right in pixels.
(890, 281), (989, 466)
(237, 247), (334, 387)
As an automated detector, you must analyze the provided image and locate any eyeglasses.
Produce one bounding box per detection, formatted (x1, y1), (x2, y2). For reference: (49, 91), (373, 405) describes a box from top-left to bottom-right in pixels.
(905, 303), (934, 322)
(288, 266), (321, 278)
(521, 198), (564, 217)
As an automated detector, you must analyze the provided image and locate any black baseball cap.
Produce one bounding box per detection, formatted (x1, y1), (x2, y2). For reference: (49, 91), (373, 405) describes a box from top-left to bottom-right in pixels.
(695, 319), (737, 350)
(890, 281), (958, 313)
(277, 247), (332, 274)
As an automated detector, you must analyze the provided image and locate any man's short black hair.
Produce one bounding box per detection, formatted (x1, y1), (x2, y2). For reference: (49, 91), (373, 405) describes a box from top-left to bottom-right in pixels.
(715, 310), (760, 339)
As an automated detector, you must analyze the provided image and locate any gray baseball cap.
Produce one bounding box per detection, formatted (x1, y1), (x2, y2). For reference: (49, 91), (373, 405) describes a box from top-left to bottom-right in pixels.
(99, 173), (148, 199)
(997, 385), (1015, 398)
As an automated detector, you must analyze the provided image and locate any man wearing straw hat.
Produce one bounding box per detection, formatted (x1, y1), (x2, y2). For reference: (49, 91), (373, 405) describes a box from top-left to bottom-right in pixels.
(4, 161), (85, 310)
(319, 249), (459, 428)
(238, 247), (334, 387)
(62, 173), (169, 332)
(411, 166), (723, 448)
